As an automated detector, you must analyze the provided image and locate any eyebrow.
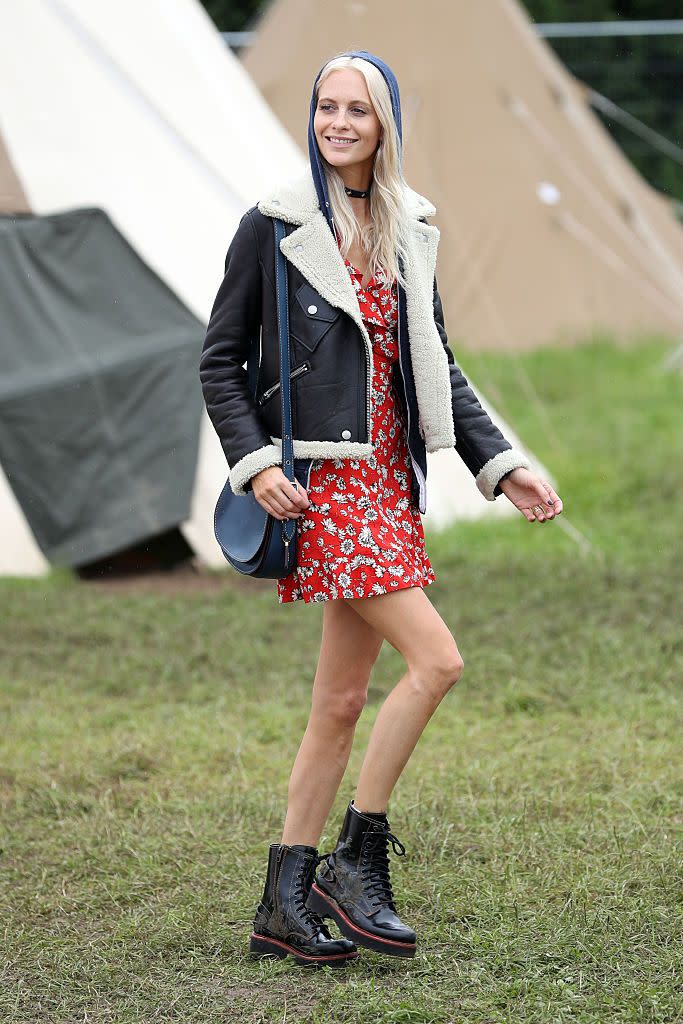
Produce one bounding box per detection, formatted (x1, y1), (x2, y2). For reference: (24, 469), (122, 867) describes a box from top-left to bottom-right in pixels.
(318, 97), (371, 106)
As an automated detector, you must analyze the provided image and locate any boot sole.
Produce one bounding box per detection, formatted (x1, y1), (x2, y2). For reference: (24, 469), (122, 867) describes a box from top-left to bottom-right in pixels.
(308, 883), (417, 958)
(249, 932), (359, 968)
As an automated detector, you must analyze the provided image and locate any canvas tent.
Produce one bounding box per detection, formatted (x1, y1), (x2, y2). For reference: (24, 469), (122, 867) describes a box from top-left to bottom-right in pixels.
(0, 209), (205, 570)
(0, 0), (547, 577)
(243, 0), (683, 351)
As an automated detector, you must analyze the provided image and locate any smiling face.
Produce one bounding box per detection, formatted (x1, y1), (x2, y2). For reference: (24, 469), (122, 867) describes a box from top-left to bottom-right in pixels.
(313, 68), (382, 182)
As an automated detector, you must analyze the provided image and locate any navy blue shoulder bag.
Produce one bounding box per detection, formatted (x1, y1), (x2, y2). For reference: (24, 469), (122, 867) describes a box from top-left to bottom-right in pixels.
(213, 218), (298, 578)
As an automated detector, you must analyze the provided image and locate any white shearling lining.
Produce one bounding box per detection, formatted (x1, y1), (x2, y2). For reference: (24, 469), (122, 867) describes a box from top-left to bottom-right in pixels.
(401, 223), (456, 451)
(229, 444), (282, 496)
(270, 436), (373, 460)
(476, 449), (532, 502)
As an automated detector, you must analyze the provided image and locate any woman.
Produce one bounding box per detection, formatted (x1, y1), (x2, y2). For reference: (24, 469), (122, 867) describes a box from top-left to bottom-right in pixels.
(200, 51), (563, 968)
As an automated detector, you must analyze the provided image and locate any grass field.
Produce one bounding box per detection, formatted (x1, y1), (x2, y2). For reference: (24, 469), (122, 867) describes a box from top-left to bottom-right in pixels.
(1, 339), (682, 1023)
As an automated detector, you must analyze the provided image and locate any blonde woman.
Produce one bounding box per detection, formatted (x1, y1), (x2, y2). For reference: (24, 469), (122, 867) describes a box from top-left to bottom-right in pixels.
(200, 50), (563, 968)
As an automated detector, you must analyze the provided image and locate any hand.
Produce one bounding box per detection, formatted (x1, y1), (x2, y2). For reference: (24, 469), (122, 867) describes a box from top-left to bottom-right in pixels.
(498, 467), (563, 523)
(251, 466), (311, 521)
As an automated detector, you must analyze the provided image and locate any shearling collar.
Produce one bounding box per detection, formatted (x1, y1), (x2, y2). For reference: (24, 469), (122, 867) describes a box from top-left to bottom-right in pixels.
(258, 169), (436, 225)
(256, 169), (456, 456)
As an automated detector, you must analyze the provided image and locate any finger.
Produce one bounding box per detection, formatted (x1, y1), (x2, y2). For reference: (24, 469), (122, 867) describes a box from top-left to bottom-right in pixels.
(276, 476), (307, 510)
(542, 482), (563, 515)
(274, 486), (306, 517)
(526, 501), (546, 523)
(266, 492), (299, 519)
(531, 501), (546, 522)
(287, 479), (309, 509)
(533, 487), (553, 521)
(257, 498), (286, 520)
(294, 479), (311, 506)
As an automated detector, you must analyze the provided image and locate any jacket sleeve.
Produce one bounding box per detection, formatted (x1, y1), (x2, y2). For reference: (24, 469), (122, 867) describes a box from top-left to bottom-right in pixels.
(433, 276), (531, 501)
(199, 209), (281, 496)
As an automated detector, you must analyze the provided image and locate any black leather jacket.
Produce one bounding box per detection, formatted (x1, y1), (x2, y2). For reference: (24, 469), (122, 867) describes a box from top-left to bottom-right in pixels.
(200, 205), (529, 510)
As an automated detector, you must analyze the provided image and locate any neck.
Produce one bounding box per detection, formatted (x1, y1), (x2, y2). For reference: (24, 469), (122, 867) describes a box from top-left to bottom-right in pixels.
(344, 184), (371, 198)
(337, 163), (373, 194)
(334, 164), (374, 227)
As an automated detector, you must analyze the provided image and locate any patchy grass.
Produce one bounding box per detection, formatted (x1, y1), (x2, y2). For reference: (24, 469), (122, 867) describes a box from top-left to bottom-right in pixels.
(1, 339), (682, 1023)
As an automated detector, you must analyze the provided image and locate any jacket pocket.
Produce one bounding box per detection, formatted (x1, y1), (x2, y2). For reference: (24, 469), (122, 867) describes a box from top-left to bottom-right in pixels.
(290, 282), (341, 352)
(257, 360), (311, 407)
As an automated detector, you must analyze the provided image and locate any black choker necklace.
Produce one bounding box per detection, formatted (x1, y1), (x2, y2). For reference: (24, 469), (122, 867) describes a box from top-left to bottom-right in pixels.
(344, 185), (371, 199)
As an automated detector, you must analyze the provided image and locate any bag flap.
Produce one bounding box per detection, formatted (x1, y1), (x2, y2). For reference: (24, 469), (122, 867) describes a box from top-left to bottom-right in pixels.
(214, 481), (271, 562)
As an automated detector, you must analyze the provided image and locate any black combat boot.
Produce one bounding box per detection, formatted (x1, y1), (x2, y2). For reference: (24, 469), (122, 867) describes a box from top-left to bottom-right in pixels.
(249, 842), (359, 968)
(307, 800), (417, 958)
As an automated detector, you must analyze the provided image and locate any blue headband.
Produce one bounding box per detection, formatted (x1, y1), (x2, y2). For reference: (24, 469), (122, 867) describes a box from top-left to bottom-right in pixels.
(307, 51), (403, 233)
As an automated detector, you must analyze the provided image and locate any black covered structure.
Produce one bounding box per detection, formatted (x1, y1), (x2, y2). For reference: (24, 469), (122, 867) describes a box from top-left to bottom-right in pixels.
(0, 208), (205, 567)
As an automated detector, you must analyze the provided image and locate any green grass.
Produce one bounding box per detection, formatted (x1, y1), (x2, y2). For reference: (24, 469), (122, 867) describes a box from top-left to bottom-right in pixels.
(1, 338), (682, 1023)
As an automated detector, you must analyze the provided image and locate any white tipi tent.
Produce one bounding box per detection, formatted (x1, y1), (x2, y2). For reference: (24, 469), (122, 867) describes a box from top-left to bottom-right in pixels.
(0, 0), (304, 575)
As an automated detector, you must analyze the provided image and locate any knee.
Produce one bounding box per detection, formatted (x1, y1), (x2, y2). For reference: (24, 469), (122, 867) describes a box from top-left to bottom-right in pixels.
(326, 688), (368, 729)
(431, 647), (465, 697)
(408, 645), (464, 703)
(444, 649), (465, 690)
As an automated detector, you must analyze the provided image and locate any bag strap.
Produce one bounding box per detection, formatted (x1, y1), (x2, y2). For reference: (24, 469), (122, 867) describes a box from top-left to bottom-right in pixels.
(273, 217), (297, 547)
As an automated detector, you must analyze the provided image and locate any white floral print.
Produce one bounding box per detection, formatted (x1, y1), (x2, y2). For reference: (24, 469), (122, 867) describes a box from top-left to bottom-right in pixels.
(278, 250), (436, 604)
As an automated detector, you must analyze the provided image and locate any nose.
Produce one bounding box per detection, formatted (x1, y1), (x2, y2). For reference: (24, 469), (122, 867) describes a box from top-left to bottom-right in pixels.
(331, 109), (350, 131)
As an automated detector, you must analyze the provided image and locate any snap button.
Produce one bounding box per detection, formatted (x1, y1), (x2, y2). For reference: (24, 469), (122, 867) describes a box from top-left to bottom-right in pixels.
(422, 233), (429, 242)
(272, 199), (280, 205)
(341, 429), (352, 440)
(307, 304), (318, 315)
(294, 244), (304, 252)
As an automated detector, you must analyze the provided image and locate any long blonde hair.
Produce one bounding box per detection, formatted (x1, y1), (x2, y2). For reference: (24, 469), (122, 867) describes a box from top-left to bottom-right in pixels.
(315, 54), (411, 288)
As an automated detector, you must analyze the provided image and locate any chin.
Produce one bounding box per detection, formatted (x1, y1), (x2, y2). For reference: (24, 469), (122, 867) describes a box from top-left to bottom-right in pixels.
(327, 153), (357, 165)
(321, 147), (366, 168)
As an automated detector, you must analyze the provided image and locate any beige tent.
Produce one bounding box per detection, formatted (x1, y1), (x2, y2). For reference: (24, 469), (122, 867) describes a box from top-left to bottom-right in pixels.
(243, 0), (683, 351)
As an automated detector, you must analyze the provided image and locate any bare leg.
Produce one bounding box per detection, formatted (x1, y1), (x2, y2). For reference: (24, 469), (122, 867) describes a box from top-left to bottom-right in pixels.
(343, 587), (464, 813)
(280, 599), (384, 847)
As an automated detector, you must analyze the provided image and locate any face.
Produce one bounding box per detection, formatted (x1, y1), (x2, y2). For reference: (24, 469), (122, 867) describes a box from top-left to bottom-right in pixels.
(313, 69), (382, 175)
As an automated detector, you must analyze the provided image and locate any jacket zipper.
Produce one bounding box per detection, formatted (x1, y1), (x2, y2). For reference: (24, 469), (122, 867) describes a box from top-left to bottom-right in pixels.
(366, 344), (372, 441)
(358, 326), (371, 442)
(258, 361), (311, 405)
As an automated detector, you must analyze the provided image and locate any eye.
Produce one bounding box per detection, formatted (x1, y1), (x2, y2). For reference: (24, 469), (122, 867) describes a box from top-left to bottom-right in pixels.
(319, 103), (334, 111)
(352, 107), (367, 115)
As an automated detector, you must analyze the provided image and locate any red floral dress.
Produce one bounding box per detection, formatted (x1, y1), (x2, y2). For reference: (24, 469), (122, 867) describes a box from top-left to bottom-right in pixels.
(277, 251), (436, 604)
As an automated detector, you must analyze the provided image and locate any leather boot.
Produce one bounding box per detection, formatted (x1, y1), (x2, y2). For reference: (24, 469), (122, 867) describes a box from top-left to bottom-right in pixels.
(307, 800), (417, 958)
(249, 842), (359, 967)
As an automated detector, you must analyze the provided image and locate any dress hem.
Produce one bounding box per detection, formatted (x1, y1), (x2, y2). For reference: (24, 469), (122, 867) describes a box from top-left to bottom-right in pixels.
(277, 575), (436, 605)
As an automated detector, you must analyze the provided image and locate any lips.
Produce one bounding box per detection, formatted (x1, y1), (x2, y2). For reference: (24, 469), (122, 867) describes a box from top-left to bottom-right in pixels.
(325, 136), (358, 145)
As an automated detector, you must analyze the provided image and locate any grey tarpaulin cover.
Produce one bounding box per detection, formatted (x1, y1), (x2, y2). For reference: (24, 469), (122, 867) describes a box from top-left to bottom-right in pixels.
(0, 208), (205, 566)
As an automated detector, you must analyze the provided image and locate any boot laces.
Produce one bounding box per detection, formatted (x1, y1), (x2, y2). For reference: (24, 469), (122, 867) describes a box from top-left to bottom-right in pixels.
(292, 851), (329, 930)
(360, 824), (406, 909)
